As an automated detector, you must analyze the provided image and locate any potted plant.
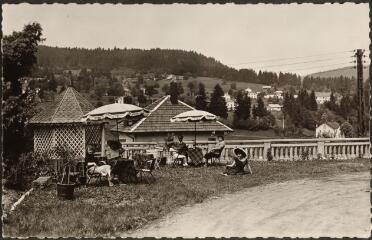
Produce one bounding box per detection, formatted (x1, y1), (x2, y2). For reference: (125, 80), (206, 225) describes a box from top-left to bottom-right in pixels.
(55, 146), (76, 200)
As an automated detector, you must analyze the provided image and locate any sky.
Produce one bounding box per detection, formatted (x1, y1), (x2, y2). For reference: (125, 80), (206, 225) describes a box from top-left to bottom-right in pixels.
(3, 3), (370, 75)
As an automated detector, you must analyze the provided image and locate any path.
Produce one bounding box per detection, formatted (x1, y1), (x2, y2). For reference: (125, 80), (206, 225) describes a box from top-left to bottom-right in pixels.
(126, 172), (370, 238)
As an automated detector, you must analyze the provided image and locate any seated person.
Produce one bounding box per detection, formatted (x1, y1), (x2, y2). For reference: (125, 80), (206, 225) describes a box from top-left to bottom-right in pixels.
(222, 148), (252, 175)
(106, 140), (124, 160)
(171, 135), (189, 167)
(204, 135), (225, 165)
(85, 144), (98, 163)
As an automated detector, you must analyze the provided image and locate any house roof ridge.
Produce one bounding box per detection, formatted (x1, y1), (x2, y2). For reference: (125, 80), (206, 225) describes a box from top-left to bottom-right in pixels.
(50, 87), (70, 122)
(130, 95), (169, 132)
(71, 88), (84, 115)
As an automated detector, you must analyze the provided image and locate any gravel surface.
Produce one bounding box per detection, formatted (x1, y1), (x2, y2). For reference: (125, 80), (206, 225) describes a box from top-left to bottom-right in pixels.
(126, 172), (370, 238)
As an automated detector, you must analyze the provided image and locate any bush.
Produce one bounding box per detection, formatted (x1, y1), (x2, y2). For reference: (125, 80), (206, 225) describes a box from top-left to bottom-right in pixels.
(267, 148), (273, 161)
(4, 152), (55, 190)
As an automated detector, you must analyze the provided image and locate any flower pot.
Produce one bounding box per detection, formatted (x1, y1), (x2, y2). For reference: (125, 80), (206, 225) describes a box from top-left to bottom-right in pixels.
(57, 183), (75, 200)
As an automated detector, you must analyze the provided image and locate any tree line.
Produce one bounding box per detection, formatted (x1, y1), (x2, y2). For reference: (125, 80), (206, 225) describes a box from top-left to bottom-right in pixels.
(37, 45), (302, 87)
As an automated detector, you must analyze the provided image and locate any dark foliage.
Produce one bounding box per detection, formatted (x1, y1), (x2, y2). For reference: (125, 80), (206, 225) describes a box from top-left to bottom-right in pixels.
(169, 81), (179, 104)
(36, 45), (301, 87)
(209, 84), (228, 119)
(195, 83), (208, 111)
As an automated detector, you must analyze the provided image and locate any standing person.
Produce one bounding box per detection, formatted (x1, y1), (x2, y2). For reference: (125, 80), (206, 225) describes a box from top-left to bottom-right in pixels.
(174, 135), (189, 166)
(204, 136), (225, 166)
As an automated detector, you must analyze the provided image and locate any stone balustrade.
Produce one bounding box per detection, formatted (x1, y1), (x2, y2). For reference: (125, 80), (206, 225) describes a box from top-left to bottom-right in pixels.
(119, 138), (370, 162)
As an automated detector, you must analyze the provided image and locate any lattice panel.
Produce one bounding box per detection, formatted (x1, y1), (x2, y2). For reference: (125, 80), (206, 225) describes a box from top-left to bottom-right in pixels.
(34, 128), (54, 155)
(85, 125), (101, 148)
(53, 125), (85, 158)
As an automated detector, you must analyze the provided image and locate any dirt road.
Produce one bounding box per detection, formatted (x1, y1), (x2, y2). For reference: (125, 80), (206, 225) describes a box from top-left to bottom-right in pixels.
(127, 172), (370, 238)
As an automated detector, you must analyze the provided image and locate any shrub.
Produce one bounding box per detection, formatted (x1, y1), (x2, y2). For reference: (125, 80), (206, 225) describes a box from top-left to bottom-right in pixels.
(300, 148), (310, 161)
(266, 148), (273, 161)
(340, 121), (353, 138)
(4, 152), (55, 190)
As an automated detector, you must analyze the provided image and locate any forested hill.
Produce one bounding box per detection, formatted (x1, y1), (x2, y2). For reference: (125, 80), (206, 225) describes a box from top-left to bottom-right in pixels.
(308, 66), (369, 80)
(36, 45), (300, 87)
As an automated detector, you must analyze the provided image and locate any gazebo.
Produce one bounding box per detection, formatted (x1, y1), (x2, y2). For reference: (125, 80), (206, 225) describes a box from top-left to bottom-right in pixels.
(29, 87), (101, 161)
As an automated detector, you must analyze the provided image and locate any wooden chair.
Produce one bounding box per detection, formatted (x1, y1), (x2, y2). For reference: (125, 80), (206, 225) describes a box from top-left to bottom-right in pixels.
(136, 158), (156, 183)
(169, 148), (186, 167)
(210, 146), (225, 165)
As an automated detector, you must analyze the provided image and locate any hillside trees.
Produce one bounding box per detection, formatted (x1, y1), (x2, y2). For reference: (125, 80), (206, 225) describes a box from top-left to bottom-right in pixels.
(187, 81), (196, 96)
(309, 90), (318, 111)
(195, 82), (208, 111)
(234, 90), (251, 121)
(37, 45), (302, 87)
(282, 90), (317, 130)
(209, 84), (228, 119)
(170, 81), (179, 104)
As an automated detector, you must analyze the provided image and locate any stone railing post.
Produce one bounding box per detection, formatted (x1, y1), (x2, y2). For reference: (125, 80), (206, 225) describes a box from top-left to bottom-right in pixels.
(263, 141), (271, 161)
(317, 140), (325, 159)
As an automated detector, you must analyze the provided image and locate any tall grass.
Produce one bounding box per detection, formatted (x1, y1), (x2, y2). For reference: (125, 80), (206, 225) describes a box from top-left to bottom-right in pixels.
(3, 159), (369, 237)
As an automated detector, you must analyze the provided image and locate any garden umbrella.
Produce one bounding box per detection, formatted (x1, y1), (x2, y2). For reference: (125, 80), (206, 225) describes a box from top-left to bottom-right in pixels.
(170, 110), (217, 146)
(82, 103), (147, 155)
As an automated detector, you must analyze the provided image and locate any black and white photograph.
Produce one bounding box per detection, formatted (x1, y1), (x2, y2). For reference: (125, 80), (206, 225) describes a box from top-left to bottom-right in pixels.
(2, 2), (370, 238)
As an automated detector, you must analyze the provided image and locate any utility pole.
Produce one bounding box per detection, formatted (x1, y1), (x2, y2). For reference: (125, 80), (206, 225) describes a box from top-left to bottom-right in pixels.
(354, 49), (365, 137)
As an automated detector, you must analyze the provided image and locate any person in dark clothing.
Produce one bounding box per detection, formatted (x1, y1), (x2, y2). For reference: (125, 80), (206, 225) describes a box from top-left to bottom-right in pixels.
(173, 135), (189, 166)
(85, 145), (97, 164)
(222, 148), (252, 175)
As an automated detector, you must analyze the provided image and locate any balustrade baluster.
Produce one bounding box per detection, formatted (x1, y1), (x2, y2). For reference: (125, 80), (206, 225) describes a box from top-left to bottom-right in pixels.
(272, 147), (277, 160)
(345, 145), (351, 159)
(293, 146), (297, 160)
(364, 144), (369, 158)
(355, 145), (360, 159)
(341, 145), (345, 160)
(351, 145), (356, 159)
(289, 147), (293, 160)
(312, 146), (317, 160)
(285, 147), (288, 160)
(277, 147), (282, 161)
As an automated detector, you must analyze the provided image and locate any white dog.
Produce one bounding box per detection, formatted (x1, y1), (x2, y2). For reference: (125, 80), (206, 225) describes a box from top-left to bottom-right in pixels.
(87, 162), (114, 186)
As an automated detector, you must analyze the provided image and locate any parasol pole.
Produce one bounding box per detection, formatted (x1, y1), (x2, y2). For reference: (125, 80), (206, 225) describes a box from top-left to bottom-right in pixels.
(116, 119), (119, 141)
(101, 123), (106, 157)
(194, 121), (197, 147)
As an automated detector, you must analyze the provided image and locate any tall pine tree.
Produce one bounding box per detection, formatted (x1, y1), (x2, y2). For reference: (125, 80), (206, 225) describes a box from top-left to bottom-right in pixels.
(169, 81), (179, 104)
(209, 84), (228, 119)
(309, 90), (318, 111)
(256, 97), (267, 118)
(195, 82), (207, 110)
(234, 90), (251, 122)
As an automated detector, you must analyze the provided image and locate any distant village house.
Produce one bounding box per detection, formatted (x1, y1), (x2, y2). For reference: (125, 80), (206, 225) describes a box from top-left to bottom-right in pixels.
(316, 122), (342, 138)
(223, 93), (236, 111)
(267, 104), (283, 112)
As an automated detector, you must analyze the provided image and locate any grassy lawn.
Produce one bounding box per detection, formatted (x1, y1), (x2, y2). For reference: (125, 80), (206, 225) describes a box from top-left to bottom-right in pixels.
(4, 158), (369, 237)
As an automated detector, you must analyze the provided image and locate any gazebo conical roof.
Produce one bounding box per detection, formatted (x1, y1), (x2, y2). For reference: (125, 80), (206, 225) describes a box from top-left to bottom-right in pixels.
(30, 87), (94, 124)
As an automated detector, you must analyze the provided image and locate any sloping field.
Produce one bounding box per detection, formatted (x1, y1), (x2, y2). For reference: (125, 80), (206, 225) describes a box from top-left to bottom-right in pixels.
(155, 77), (265, 94)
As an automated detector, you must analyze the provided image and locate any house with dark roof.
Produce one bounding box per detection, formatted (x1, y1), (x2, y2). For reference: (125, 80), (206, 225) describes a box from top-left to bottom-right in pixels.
(113, 95), (233, 143)
(315, 121), (342, 138)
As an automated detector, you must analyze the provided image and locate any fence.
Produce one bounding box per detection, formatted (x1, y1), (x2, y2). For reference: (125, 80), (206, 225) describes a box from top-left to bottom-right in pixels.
(120, 138), (370, 162)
